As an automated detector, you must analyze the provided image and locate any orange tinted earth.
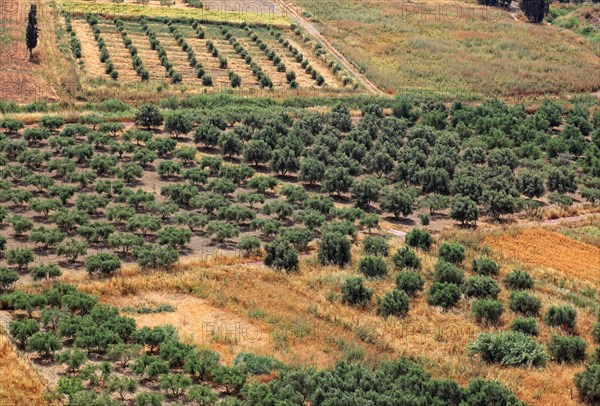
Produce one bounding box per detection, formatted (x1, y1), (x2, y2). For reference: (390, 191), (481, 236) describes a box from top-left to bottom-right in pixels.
(486, 228), (600, 284)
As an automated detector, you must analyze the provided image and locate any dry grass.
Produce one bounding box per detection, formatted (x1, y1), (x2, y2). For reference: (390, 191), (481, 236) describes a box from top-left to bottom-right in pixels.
(296, 0), (600, 99)
(54, 226), (596, 406)
(105, 292), (274, 364)
(485, 228), (600, 284)
(0, 334), (50, 405)
(61, 0), (291, 26)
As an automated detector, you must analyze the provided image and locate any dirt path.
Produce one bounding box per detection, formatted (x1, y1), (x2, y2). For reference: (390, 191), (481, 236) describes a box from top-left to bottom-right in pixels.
(274, 0), (383, 94)
(384, 212), (599, 242)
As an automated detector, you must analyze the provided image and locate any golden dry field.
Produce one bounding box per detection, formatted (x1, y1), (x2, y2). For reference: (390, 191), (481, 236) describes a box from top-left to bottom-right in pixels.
(0, 332), (50, 405)
(43, 228), (596, 406)
(486, 228), (600, 284)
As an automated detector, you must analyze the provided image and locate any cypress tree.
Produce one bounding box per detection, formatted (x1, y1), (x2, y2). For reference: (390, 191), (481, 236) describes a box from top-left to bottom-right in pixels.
(519, 0), (546, 23)
(26, 4), (38, 59)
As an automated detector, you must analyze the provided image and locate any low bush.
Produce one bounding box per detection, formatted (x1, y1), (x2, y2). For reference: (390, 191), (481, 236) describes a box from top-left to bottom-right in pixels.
(362, 236), (389, 257)
(341, 277), (372, 307)
(467, 331), (548, 367)
(462, 276), (501, 299)
(508, 291), (542, 316)
(378, 289), (410, 319)
(574, 364), (600, 404)
(358, 256), (388, 278)
(405, 228), (433, 250)
(471, 257), (500, 276)
(547, 335), (587, 364)
(264, 238), (298, 272)
(472, 299), (504, 325)
(426, 282), (461, 310)
(544, 305), (577, 331)
(510, 317), (539, 336)
(232, 352), (284, 375)
(464, 379), (526, 406)
(592, 322), (600, 344)
(434, 260), (464, 285)
(438, 242), (465, 264)
(503, 269), (534, 290)
(395, 271), (425, 296)
(318, 232), (351, 267)
(391, 247), (421, 270)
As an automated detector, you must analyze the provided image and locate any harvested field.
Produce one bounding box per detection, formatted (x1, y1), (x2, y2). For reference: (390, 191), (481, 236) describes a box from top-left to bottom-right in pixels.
(61, 0), (290, 26)
(486, 228), (600, 283)
(71, 19), (108, 77)
(104, 292), (273, 364)
(0, 0), (57, 102)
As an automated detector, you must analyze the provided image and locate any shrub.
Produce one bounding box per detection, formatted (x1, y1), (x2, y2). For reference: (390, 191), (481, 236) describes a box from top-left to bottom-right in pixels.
(7, 248), (34, 270)
(56, 348), (87, 373)
(467, 331), (548, 367)
(464, 379), (526, 406)
(135, 104), (163, 129)
(574, 364), (600, 404)
(462, 276), (501, 299)
(358, 256), (388, 278)
(9, 319), (39, 348)
(160, 373), (191, 398)
(592, 323), (600, 344)
(405, 228), (433, 250)
(30, 264), (61, 281)
(134, 244), (179, 270)
(450, 195), (479, 225)
(472, 299), (504, 325)
(232, 353), (284, 375)
(27, 332), (61, 359)
(56, 239), (88, 262)
(136, 392), (164, 406)
(157, 227), (192, 248)
(362, 236), (389, 257)
(378, 289), (410, 319)
(510, 317), (539, 336)
(391, 247), (421, 270)
(0, 267), (19, 290)
(318, 232), (351, 267)
(438, 242), (465, 264)
(471, 257), (499, 276)
(85, 253), (121, 277)
(508, 291), (541, 316)
(434, 260), (464, 285)
(341, 277), (372, 307)
(427, 282), (461, 310)
(592, 347), (600, 365)
(544, 305), (577, 331)
(395, 271), (425, 296)
(237, 236), (261, 257)
(187, 385), (217, 405)
(503, 269), (534, 290)
(264, 238), (298, 272)
(547, 335), (587, 364)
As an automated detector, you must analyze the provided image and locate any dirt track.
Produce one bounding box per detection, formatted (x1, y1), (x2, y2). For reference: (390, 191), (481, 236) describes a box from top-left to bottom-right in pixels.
(273, 0), (383, 94)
